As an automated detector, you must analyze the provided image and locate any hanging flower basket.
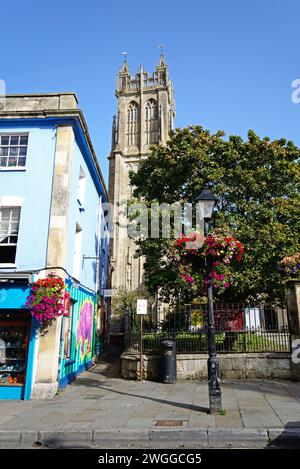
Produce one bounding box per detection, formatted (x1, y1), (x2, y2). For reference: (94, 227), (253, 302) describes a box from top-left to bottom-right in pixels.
(26, 274), (66, 323)
(278, 253), (300, 279)
(173, 228), (244, 292)
(203, 228), (244, 264)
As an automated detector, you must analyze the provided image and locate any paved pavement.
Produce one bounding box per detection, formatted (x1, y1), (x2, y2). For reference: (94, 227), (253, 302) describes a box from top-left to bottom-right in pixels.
(0, 350), (300, 448)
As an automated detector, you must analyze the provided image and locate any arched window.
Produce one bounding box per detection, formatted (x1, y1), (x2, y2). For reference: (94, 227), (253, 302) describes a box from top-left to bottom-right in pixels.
(126, 102), (139, 146)
(145, 99), (158, 144)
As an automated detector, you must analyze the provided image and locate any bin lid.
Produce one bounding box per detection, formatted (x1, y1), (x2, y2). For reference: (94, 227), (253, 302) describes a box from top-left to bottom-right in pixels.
(161, 340), (176, 348)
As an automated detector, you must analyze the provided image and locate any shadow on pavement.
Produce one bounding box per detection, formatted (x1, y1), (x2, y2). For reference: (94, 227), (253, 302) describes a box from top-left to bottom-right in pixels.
(72, 376), (209, 414)
(268, 421), (300, 448)
(71, 345), (209, 414)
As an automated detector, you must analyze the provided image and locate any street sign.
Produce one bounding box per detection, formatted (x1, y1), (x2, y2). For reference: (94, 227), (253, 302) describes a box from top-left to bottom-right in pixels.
(136, 299), (148, 315)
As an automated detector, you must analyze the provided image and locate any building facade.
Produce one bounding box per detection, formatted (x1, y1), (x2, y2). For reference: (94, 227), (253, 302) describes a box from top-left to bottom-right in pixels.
(108, 54), (175, 292)
(0, 93), (109, 399)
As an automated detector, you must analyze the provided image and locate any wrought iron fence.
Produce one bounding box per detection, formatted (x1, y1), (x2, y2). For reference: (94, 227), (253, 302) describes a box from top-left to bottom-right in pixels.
(128, 303), (291, 354)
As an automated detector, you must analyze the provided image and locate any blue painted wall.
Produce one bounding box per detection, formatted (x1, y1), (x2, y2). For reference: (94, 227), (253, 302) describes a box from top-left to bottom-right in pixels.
(66, 137), (105, 292)
(0, 123), (56, 271)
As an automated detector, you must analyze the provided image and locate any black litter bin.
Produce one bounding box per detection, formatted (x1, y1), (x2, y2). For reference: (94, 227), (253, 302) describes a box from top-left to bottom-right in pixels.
(160, 340), (177, 383)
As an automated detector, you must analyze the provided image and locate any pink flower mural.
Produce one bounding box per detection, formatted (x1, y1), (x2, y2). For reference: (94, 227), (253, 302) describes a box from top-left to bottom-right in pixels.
(76, 299), (93, 360)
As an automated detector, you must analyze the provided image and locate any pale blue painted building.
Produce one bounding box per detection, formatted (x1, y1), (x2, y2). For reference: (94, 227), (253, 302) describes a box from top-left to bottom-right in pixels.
(0, 93), (109, 399)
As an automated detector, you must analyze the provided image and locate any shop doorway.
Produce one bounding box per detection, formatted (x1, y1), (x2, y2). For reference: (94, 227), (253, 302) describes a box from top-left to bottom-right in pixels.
(0, 310), (31, 398)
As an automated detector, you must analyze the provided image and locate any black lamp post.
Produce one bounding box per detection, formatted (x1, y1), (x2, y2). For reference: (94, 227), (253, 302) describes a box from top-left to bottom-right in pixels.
(195, 187), (222, 414)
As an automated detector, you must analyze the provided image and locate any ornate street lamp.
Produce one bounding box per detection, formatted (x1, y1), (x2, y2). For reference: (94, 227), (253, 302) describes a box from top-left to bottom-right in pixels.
(195, 187), (222, 414)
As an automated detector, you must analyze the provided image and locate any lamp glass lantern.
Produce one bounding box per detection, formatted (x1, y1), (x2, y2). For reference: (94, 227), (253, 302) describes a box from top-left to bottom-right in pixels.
(195, 188), (218, 221)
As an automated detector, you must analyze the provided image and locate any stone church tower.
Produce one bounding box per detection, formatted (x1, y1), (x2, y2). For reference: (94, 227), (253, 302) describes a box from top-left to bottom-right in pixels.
(108, 53), (175, 292)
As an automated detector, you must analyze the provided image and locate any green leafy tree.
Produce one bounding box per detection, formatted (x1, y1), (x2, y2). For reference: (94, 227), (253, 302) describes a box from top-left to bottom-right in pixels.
(130, 126), (300, 303)
(111, 287), (152, 333)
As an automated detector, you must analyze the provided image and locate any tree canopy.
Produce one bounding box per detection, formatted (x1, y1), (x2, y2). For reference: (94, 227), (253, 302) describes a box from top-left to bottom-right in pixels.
(129, 126), (300, 303)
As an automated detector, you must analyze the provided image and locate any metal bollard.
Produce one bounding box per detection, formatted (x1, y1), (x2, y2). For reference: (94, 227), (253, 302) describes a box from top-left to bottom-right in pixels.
(160, 340), (177, 383)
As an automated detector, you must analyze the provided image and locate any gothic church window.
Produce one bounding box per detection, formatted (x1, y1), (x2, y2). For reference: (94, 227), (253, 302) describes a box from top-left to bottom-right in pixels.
(145, 99), (158, 144)
(126, 102), (139, 146)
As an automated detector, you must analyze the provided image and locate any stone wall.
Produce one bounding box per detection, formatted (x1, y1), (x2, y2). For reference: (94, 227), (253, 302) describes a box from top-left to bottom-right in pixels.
(2, 93), (78, 112)
(121, 352), (292, 381)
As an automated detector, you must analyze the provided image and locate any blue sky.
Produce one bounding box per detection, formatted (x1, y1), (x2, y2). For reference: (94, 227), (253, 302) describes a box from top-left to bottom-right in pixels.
(1, 0), (300, 184)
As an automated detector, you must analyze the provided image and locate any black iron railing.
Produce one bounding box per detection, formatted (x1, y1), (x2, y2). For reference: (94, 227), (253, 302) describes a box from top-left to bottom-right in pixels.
(128, 303), (291, 354)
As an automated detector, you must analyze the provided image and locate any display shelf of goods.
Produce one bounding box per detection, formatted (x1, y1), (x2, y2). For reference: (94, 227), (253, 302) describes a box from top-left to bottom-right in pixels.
(0, 315), (30, 386)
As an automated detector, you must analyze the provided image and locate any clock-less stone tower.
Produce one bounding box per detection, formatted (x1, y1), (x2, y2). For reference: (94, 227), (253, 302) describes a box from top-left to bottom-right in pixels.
(108, 53), (175, 292)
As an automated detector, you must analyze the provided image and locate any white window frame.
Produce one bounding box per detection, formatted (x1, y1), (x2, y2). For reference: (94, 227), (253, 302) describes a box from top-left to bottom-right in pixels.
(0, 206), (21, 266)
(0, 133), (29, 170)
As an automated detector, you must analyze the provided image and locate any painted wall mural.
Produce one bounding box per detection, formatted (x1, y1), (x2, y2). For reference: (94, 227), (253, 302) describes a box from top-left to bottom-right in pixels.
(59, 281), (96, 388)
(76, 299), (93, 361)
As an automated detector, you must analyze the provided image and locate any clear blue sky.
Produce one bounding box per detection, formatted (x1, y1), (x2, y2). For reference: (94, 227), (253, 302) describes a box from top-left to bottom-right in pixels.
(1, 0), (300, 184)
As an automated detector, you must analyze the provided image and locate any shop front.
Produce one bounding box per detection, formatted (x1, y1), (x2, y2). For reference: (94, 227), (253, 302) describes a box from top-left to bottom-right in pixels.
(0, 275), (37, 400)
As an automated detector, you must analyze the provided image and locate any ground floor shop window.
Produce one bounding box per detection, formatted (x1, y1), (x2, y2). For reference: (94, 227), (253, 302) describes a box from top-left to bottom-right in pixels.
(0, 311), (30, 386)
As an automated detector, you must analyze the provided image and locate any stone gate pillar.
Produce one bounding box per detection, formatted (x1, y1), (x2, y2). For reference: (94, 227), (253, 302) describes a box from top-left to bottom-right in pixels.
(286, 280), (300, 380)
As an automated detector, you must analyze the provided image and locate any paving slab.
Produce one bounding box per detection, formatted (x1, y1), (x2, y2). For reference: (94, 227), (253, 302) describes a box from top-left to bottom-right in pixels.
(215, 412), (243, 428)
(239, 408), (283, 428)
(125, 418), (155, 428)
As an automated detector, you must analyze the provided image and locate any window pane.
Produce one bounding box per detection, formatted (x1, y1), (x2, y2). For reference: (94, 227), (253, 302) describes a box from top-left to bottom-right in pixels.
(0, 136), (9, 145)
(0, 235), (9, 244)
(8, 158), (17, 167)
(0, 157), (7, 166)
(11, 208), (21, 218)
(10, 223), (19, 234)
(0, 147), (8, 156)
(18, 157), (26, 167)
(19, 136), (28, 145)
(10, 136), (19, 145)
(0, 245), (17, 263)
(0, 209), (10, 220)
(9, 147), (18, 156)
(19, 147), (27, 156)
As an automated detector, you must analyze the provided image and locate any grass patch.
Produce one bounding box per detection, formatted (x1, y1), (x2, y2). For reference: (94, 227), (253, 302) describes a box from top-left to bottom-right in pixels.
(140, 330), (287, 354)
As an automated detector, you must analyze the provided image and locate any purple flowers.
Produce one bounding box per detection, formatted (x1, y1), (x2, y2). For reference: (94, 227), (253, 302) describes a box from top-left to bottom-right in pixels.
(26, 276), (65, 323)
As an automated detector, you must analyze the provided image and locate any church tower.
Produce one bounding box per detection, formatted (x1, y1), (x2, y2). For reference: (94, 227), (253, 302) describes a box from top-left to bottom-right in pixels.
(108, 52), (175, 292)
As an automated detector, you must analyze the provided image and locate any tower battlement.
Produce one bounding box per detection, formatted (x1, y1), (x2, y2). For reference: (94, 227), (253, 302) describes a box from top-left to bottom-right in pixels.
(117, 55), (172, 95)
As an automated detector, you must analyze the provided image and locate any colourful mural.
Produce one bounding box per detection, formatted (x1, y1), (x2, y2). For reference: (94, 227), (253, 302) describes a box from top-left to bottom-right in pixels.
(59, 281), (96, 388)
(76, 299), (93, 361)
